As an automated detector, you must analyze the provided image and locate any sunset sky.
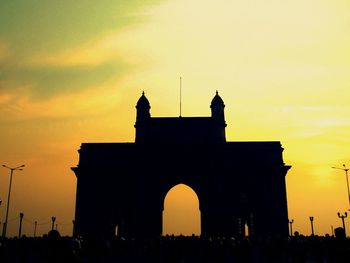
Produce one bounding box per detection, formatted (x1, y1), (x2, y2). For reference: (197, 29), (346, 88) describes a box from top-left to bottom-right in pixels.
(1, 0), (350, 237)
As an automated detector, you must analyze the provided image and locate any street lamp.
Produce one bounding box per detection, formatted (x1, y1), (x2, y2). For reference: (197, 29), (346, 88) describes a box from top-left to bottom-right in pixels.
(288, 219), (294, 237)
(18, 212), (24, 238)
(337, 212), (348, 237)
(34, 221), (37, 238)
(309, 216), (314, 236)
(72, 220), (76, 237)
(332, 164), (350, 208)
(2, 164), (25, 238)
(51, 217), (56, 231)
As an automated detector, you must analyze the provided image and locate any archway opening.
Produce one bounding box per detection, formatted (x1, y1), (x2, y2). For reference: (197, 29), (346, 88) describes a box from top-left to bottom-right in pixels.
(114, 218), (125, 237)
(244, 222), (249, 237)
(163, 183), (201, 236)
(115, 225), (119, 236)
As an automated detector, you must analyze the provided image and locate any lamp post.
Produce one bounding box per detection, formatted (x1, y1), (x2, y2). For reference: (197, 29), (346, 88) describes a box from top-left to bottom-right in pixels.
(18, 212), (24, 238)
(332, 164), (350, 208)
(288, 219), (294, 237)
(51, 217), (56, 231)
(309, 216), (314, 236)
(72, 220), (75, 237)
(337, 212), (348, 237)
(34, 221), (37, 238)
(2, 164), (25, 238)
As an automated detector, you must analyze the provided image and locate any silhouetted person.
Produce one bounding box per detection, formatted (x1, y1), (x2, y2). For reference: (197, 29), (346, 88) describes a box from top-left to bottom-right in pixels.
(44, 230), (80, 263)
(335, 227), (346, 239)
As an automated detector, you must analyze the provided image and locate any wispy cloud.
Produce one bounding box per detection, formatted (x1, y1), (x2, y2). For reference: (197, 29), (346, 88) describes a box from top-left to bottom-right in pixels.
(0, 80), (123, 121)
(0, 0), (160, 102)
(27, 33), (130, 67)
(0, 57), (130, 101)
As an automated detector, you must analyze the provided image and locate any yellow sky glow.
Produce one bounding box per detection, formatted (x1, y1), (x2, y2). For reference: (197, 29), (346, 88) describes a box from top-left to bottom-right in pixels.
(1, 0), (350, 237)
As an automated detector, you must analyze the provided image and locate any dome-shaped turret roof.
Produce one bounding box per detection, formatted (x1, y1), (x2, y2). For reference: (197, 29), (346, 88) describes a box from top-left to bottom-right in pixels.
(136, 91), (150, 108)
(211, 91), (225, 107)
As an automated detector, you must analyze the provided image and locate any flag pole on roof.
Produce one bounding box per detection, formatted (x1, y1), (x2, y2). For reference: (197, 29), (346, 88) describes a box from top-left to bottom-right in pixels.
(180, 76), (182, 117)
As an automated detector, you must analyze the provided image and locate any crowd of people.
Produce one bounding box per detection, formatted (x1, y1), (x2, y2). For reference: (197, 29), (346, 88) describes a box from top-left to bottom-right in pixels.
(1, 231), (350, 262)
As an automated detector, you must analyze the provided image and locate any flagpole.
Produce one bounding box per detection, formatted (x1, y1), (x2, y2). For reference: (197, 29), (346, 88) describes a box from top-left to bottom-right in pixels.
(180, 76), (182, 117)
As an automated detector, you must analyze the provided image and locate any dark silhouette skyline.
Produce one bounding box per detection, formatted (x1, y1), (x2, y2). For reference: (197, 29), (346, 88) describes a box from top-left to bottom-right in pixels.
(1, 233), (350, 262)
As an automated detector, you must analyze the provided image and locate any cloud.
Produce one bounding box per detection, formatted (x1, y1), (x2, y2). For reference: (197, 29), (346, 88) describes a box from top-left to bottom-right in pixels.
(0, 61), (130, 100)
(0, 1), (161, 102)
(0, 80), (124, 122)
(0, 1), (161, 55)
(27, 32), (141, 67)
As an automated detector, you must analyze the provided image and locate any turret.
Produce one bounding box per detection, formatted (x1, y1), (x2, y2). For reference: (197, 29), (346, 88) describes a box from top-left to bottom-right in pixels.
(135, 91), (151, 143)
(210, 91), (226, 142)
(211, 91), (225, 122)
(136, 91), (151, 122)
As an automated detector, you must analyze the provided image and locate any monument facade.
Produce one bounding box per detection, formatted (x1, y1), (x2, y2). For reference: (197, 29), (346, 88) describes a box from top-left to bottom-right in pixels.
(72, 92), (291, 240)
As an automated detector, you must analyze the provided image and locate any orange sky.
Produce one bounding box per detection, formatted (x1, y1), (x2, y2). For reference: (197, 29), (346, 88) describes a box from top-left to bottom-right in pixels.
(1, 0), (350, 237)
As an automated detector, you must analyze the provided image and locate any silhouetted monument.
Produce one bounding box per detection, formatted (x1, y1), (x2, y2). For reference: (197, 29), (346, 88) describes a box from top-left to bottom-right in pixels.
(72, 91), (291, 240)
